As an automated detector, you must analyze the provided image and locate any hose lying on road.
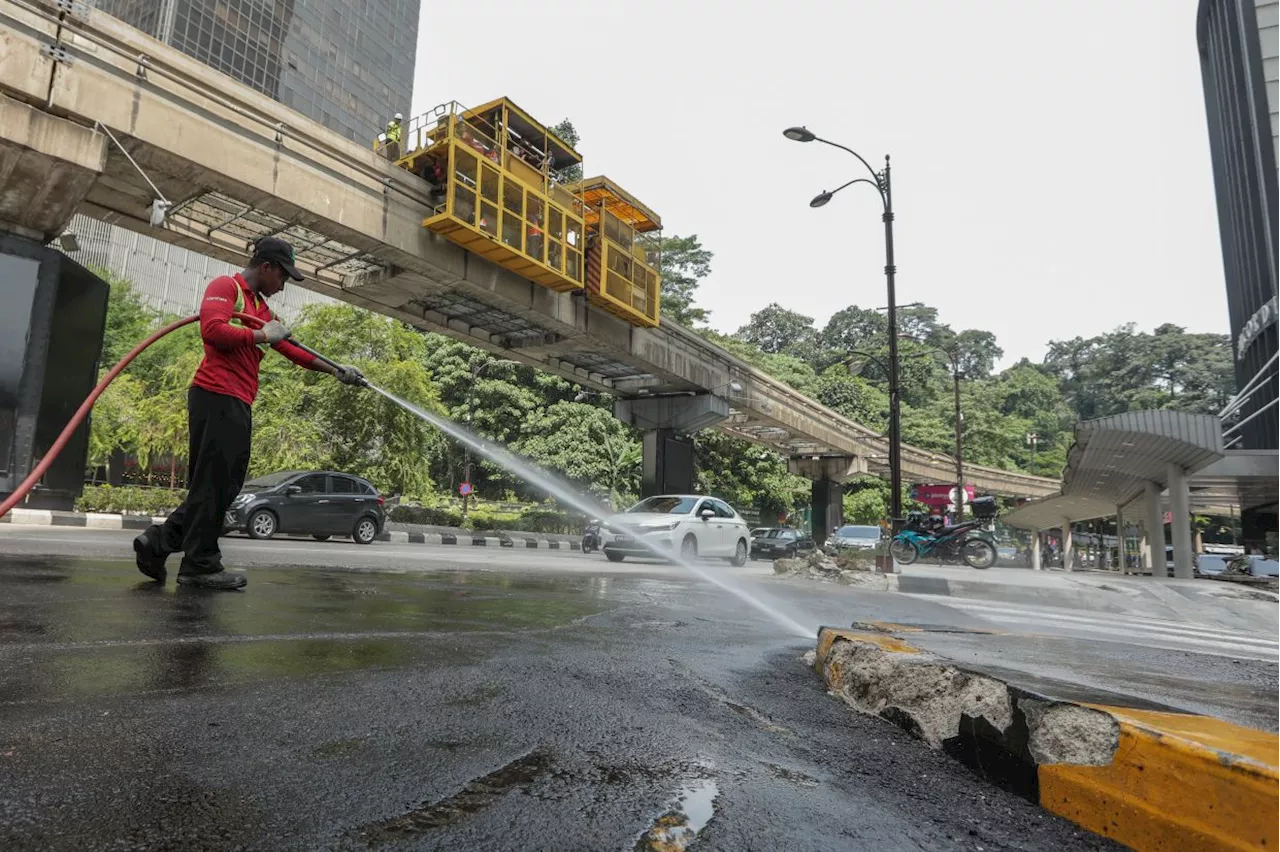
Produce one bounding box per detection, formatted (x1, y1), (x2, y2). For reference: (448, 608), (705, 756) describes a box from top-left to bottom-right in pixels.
(0, 311), (344, 519)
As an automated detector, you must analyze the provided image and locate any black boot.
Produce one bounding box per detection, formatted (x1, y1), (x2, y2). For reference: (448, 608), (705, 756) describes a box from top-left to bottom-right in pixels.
(133, 528), (167, 582)
(176, 571), (247, 590)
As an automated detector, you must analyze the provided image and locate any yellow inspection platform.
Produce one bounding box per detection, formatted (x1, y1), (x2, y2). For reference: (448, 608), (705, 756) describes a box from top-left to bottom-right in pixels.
(382, 99), (665, 327)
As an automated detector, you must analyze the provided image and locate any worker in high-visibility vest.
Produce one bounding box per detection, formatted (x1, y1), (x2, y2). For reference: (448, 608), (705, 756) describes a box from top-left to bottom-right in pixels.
(384, 112), (403, 160)
(131, 237), (364, 590)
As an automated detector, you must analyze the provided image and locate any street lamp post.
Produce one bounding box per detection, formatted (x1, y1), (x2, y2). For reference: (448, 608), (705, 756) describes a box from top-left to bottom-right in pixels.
(785, 126), (903, 531)
(942, 354), (965, 522)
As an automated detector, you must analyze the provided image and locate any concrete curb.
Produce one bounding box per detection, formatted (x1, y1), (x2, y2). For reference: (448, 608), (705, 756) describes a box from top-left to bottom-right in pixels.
(373, 530), (575, 549)
(814, 625), (1279, 852)
(1, 509), (580, 549)
(0, 508), (160, 529)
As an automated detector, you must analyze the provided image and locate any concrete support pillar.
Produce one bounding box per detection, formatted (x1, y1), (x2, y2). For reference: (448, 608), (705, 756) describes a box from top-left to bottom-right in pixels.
(640, 428), (694, 498)
(1167, 463), (1195, 580)
(787, 456), (863, 482)
(616, 396), (729, 499)
(810, 479), (843, 545)
(1115, 505), (1127, 574)
(1030, 529), (1042, 571)
(1145, 481), (1165, 576)
(1061, 520), (1074, 572)
(0, 233), (109, 510)
(1138, 524), (1151, 574)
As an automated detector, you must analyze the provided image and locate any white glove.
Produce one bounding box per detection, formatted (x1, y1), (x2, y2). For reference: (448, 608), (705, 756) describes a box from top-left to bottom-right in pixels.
(261, 319), (291, 344)
(335, 364), (365, 386)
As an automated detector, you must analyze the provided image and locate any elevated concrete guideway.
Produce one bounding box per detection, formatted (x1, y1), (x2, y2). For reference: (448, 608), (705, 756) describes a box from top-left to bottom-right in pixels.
(0, 0), (1057, 500)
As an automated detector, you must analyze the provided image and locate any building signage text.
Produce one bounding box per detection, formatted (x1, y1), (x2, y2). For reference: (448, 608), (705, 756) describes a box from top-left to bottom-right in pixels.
(1237, 295), (1277, 361)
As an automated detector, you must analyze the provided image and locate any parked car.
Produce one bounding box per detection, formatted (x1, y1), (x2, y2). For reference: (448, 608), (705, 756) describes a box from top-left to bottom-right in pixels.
(601, 495), (752, 565)
(224, 470), (386, 544)
(996, 545), (1019, 566)
(750, 527), (816, 561)
(825, 524), (882, 554)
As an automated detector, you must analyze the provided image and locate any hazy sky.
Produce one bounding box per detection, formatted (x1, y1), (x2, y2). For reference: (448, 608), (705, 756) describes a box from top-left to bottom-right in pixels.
(411, 0), (1227, 368)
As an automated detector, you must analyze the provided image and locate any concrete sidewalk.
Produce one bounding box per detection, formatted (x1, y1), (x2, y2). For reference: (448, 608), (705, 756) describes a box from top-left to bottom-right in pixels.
(892, 563), (1278, 633)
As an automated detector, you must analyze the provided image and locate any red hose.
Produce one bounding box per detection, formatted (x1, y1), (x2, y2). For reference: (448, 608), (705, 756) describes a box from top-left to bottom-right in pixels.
(0, 311), (265, 518)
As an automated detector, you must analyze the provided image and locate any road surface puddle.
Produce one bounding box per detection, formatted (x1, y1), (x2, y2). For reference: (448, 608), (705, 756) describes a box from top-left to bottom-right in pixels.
(634, 778), (718, 851)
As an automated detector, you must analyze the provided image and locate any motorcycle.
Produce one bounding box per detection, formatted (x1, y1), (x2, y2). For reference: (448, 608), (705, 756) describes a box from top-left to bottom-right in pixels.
(581, 519), (602, 554)
(890, 506), (998, 570)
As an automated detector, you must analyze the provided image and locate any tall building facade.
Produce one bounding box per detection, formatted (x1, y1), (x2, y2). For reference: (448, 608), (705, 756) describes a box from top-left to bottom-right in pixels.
(1197, 0), (1278, 452)
(96, 0), (418, 143)
(80, 0), (420, 313)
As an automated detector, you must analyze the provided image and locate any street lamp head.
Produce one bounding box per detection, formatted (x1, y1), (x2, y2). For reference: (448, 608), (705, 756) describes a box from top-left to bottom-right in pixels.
(809, 191), (833, 208)
(783, 126), (816, 143)
(729, 381), (744, 394)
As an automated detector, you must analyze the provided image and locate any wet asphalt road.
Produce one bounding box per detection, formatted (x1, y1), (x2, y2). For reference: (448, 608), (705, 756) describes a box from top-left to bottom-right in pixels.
(0, 527), (1123, 852)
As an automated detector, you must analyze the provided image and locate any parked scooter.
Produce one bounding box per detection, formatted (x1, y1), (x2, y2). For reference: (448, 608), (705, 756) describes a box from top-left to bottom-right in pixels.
(889, 496), (1000, 570)
(581, 519), (602, 553)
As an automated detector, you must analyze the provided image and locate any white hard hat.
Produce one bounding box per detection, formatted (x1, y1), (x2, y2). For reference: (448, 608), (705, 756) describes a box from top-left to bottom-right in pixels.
(394, 112), (403, 120)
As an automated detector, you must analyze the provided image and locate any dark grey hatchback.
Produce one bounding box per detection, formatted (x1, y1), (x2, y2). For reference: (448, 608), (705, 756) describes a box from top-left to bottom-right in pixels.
(224, 471), (386, 544)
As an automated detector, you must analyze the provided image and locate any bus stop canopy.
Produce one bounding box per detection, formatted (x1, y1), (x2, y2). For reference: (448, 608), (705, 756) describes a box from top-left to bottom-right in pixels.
(1003, 411), (1225, 531)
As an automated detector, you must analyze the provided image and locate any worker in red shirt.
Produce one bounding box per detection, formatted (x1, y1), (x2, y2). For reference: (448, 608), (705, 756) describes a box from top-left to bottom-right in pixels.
(133, 237), (364, 590)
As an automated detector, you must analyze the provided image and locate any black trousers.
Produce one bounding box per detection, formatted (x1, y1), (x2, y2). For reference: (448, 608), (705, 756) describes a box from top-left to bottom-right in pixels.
(157, 386), (252, 574)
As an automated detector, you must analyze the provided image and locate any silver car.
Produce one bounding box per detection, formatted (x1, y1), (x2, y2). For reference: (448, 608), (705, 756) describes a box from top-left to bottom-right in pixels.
(825, 524), (882, 554)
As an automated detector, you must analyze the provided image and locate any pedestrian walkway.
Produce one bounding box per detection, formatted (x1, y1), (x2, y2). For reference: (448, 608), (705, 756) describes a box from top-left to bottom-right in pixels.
(937, 596), (1279, 661)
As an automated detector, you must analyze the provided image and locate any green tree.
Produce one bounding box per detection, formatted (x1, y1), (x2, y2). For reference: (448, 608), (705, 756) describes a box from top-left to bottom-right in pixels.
(817, 306), (888, 368)
(949, 329), (1003, 379)
(92, 266), (158, 366)
(549, 119), (582, 184)
(734, 303), (818, 357)
(516, 401), (640, 507)
(693, 431), (809, 521)
(696, 330), (821, 396)
(1044, 323), (1233, 421)
(250, 374), (329, 475)
(134, 345), (203, 486)
(421, 336), (562, 498)
(270, 304), (446, 499)
(842, 475), (890, 524)
(658, 234), (714, 326)
(814, 368), (888, 428)
(897, 304), (943, 343)
(86, 372), (145, 479)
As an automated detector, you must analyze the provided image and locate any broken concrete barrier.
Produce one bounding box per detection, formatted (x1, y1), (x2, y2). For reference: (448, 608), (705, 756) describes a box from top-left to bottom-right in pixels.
(814, 625), (1279, 852)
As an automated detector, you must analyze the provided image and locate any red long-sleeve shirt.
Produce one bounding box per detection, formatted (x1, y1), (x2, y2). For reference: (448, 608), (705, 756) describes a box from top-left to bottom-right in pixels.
(190, 273), (319, 405)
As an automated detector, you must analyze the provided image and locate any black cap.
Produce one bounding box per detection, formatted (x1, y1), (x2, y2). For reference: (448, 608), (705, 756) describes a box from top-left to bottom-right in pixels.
(252, 236), (304, 281)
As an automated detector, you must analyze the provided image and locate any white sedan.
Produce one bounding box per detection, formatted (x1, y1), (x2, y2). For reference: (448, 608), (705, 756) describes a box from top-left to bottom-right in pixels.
(601, 495), (752, 566)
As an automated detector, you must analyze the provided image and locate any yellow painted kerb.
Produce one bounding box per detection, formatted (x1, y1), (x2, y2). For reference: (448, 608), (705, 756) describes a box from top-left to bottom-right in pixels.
(1039, 705), (1279, 852)
(814, 627), (922, 675)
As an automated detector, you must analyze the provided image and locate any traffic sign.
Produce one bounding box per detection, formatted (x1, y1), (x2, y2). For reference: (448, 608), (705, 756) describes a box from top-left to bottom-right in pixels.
(459, 482), (473, 496)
